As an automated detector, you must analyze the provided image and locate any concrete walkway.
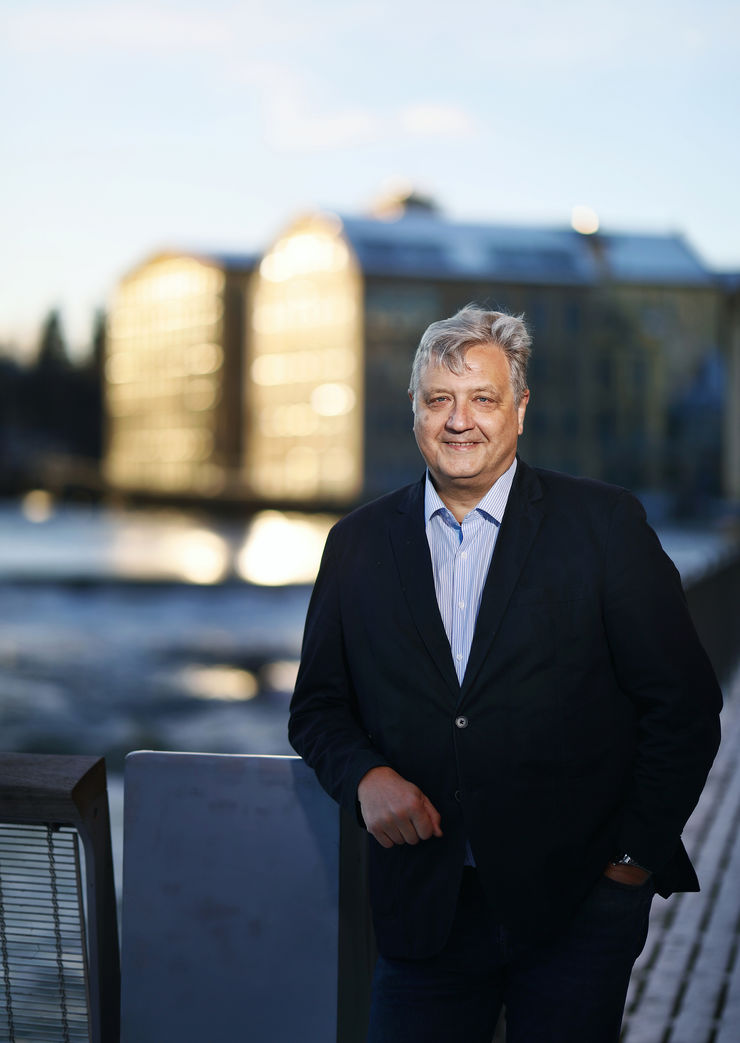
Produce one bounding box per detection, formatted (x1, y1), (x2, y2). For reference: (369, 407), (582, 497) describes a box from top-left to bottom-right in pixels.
(621, 664), (740, 1043)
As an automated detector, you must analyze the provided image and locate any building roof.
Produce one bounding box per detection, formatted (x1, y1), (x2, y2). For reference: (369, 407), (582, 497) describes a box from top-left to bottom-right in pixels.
(336, 213), (714, 288)
(594, 233), (711, 286)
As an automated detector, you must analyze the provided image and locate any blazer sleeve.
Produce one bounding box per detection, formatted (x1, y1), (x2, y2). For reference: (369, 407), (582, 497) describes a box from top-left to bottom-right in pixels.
(288, 527), (391, 815)
(603, 490), (722, 873)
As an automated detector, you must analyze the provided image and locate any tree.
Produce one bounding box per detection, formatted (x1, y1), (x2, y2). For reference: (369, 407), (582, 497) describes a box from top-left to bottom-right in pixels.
(36, 309), (69, 370)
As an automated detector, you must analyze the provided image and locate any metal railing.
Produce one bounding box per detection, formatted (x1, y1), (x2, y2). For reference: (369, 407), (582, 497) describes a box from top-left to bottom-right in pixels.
(0, 755), (119, 1043)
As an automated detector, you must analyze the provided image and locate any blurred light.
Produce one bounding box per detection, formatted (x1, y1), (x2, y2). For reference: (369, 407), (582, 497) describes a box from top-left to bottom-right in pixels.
(251, 352), (288, 385)
(167, 529), (229, 583)
(21, 490), (54, 523)
(261, 659), (300, 692)
(311, 382), (356, 417)
(320, 447), (356, 483)
(184, 378), (218, 412)
(236, 511), (336, 585)
(186, 342), (223, 375)
(176, 665), (259, 701)
(111, 525), (229, 583)
(571, 205), (600, 235)
(251, 347), (356, 387)
(284, 447), (320, 491)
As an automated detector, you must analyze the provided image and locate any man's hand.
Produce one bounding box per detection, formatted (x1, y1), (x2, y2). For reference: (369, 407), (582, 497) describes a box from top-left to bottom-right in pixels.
(358, 766), (443, 849)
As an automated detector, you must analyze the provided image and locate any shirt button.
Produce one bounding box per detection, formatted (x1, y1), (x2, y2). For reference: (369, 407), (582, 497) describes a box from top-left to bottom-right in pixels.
(456, 653), (463, 661)
(460, 551), (467, 560)
(458, 600), (465, 609)
(455, 716), (469, 729)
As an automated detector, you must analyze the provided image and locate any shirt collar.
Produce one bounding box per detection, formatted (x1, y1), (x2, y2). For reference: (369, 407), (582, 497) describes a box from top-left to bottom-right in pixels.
(424, 457), (518, 527)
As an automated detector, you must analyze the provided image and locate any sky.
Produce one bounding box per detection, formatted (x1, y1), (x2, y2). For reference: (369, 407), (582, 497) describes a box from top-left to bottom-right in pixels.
(2, 0), (739, 357)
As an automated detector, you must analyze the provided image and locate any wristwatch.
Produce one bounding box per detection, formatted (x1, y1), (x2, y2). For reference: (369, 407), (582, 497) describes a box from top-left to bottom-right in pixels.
(611, 853), (651, 873)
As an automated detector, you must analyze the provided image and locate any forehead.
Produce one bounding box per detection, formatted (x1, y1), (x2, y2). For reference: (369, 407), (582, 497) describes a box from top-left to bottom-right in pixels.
(419, 343), (512, 388)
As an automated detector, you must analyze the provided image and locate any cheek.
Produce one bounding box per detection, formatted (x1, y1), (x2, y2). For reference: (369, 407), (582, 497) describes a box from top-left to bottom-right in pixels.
(414, 416), (438, 443)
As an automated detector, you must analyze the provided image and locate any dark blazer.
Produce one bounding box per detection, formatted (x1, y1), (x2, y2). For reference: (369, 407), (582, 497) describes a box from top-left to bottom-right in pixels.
(288, 459), (722, 959)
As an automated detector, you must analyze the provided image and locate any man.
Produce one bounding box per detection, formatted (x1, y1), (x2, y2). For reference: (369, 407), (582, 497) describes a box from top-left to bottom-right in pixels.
(288, 305), (721, 1042)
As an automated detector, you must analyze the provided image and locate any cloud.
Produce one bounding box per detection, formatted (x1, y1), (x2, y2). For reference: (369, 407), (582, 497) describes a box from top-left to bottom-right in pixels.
(264, 101), (481, 152)
(243, 65), (481, 153)
(4, 1), (231, 55)
(269, 106), (384, 152)
(398, 104), (480, 138)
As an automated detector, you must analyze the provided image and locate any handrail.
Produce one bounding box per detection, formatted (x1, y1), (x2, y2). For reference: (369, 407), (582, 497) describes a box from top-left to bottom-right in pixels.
(0, 754), (120, 1043)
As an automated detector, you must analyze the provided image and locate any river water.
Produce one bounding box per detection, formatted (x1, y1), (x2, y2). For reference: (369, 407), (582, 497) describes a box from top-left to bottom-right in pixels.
(0, 495), (736, 891)
(0, 495), (735, 770)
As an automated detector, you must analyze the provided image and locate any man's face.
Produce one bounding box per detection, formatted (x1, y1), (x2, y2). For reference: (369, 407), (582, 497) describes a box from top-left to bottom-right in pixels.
(411, 343), (529, 501)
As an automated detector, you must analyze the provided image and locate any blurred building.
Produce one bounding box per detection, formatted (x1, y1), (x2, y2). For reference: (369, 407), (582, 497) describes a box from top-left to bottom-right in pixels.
(247, 200), (723, 504)
(104, 251), (255, 497)
(105, 200), (731, 509)
(245, 215), (364, 504)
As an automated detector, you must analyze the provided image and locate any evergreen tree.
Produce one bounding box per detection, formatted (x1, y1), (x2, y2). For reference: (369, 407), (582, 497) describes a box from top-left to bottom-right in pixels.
(36, 309), (69, 369)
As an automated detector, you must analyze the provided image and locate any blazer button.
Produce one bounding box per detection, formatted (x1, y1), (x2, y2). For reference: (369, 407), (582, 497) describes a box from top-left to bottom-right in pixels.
(455, 716), (469, 729)
(454, 790), (462, 802)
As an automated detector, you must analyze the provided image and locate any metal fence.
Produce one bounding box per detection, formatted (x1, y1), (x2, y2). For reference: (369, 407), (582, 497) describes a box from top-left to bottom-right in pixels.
(0, 756), (119, 1043)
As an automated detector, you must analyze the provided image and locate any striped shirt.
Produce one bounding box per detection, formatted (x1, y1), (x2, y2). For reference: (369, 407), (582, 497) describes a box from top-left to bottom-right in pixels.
(424, 458), (517, 685)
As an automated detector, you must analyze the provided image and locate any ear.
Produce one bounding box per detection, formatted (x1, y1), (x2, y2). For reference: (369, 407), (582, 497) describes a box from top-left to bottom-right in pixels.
(517, 389), (530, 435)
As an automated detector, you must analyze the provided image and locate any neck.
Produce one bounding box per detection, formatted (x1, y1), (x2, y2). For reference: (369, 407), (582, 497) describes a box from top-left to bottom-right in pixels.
(431, 478), (490, 524)
(429, 457), (516, 524)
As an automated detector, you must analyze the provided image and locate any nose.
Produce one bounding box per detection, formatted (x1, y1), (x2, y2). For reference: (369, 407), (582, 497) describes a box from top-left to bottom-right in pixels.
(445, 401), (474, 432)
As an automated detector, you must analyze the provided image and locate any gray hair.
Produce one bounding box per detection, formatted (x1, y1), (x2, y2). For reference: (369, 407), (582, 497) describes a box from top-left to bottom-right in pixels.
(409, 305), (532, 408)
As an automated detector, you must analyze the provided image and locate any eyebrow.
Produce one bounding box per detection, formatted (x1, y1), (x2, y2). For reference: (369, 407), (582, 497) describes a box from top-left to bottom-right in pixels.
(424, 384), (501, 397)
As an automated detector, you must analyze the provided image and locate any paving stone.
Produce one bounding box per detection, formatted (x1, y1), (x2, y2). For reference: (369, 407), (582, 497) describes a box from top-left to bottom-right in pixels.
(713, 949), (740, 1043)
(621, 668), (740, 1043)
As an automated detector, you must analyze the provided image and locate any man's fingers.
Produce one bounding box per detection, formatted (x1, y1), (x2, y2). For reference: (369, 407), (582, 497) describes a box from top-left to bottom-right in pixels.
(358, 766), (443, 847)
(410, 796), (444, 841)
(369, 815), (420, 846)
(398, 820), (422, 845)
(423, 796), (444, 838)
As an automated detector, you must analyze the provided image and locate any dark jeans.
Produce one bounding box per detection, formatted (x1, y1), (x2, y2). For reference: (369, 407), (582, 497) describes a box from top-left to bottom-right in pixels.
(367, 867), (655, 1043)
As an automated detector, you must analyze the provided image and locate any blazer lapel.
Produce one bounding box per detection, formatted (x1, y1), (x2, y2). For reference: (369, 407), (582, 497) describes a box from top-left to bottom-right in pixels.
(389, 478), (461, 697)
(461, 460), (544, 699)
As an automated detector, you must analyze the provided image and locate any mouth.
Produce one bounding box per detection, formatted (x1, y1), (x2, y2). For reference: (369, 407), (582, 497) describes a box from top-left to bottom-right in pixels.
(443, 441), (481, 449)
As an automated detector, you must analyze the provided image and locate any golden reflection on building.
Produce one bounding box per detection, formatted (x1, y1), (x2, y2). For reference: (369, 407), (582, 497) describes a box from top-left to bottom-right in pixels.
(104, 202), (731, 511)
(246, 215), (364, 502)
(104, 252), (252, 497)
